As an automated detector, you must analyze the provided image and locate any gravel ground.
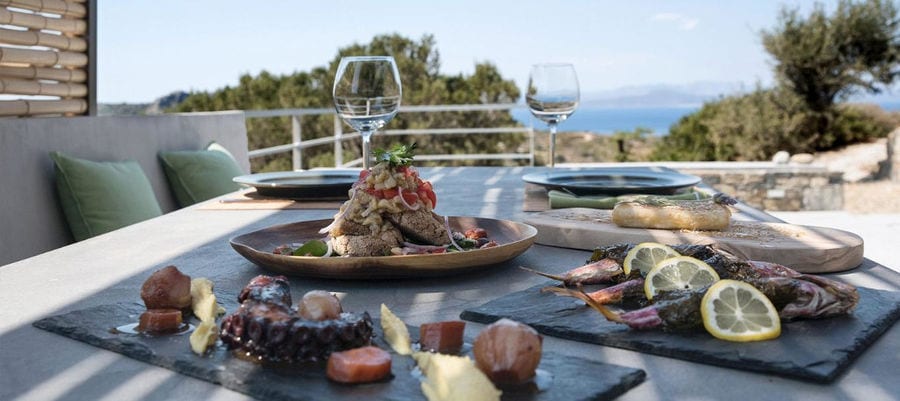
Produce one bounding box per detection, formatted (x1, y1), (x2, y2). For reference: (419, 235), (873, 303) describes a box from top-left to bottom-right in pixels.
(842, 181), (900, 213)
(771, 180), (900, 269)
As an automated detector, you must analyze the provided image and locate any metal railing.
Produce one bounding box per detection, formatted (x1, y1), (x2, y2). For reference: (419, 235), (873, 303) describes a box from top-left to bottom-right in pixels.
(243, 103), (534, 170)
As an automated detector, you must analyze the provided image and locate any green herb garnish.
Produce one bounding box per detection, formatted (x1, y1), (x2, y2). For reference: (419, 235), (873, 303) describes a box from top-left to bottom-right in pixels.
(374, 143), (417, 167)
(292, 239), (329, 257)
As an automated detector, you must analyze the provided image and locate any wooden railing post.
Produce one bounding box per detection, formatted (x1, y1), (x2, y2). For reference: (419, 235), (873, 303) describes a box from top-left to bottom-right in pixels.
(291, 115), (302, 170)
(333, 114), (343, 166)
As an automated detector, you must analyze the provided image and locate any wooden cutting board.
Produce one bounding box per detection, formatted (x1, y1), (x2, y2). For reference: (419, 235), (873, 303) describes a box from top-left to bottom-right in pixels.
(525, 208), (864, 273)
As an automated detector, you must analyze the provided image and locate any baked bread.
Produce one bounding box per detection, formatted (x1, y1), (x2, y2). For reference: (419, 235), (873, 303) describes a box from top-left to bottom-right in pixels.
(612, 193), (736, 231)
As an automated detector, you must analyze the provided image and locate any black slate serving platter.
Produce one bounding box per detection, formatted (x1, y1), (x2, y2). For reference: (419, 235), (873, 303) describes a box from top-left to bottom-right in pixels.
(522, 167), (701, 196)
(232, 170), (360, 200)
(33, 302), (645, 401)
(460, 283), (900, 383)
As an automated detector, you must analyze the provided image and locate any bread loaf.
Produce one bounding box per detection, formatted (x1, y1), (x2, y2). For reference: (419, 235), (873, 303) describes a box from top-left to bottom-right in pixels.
(612, 194), (735, 231)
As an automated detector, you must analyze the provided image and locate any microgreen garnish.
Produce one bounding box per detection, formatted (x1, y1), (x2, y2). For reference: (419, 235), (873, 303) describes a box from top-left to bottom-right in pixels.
(374, 143), (417, 167)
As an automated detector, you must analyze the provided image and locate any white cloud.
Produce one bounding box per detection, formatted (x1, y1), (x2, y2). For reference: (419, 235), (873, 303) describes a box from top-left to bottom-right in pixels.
(650, 13), (699, 31)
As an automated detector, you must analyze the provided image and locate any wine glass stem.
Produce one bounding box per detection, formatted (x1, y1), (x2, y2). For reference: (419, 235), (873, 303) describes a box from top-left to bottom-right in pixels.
(548, 122), (558, 168)
(361, 129), (374, 170)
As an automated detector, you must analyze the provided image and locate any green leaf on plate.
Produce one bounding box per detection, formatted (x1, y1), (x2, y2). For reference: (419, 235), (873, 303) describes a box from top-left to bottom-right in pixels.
(292, 239), (328, 256)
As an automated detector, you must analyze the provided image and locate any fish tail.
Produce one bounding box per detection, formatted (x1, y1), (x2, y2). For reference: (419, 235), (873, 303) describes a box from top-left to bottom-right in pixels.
(543, 285), (625, 323)
(519, 266), (567, 282)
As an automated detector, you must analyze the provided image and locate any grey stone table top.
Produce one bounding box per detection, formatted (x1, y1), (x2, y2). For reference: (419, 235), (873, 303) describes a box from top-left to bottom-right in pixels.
(2, 166), (898, 401)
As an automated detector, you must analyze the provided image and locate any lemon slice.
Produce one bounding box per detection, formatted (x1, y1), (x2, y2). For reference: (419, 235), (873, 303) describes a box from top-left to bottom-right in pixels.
(643, 256), (720, 300)
(701, 279), (781, 342)
(623, 242), (680, 276)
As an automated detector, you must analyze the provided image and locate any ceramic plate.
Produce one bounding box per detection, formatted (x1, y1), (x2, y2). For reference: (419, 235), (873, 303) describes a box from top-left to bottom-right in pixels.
(233, 170), (360, 199)
(523, 167), (701, 196)
(230, 217), (537, 279)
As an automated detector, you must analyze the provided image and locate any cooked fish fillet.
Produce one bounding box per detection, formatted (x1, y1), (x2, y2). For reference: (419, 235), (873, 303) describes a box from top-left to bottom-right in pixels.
(332, 228), (404, 257)
(612, 197), (733, 231)
(385, 208), (449, 246)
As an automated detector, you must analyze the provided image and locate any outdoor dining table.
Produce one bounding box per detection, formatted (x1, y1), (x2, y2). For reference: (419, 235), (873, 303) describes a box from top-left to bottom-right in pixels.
(1, 166), (898, 401)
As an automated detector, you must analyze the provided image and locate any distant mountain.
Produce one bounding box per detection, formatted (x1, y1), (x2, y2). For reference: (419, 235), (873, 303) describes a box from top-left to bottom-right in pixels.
(101, 82), (900, 115)
(98, 91), (188, 116)
(98, 102), (149, 116)
(580, 81), (750, 108)
(145, 91), (189, 114)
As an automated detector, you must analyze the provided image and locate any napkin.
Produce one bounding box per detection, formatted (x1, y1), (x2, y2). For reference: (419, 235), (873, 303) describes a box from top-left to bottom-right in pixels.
(547, 190), (708, 209)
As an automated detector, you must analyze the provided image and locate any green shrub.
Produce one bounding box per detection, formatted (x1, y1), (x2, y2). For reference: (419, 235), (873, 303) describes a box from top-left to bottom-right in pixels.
(653, 88), (897, 161)
(830, 103), (899, 146)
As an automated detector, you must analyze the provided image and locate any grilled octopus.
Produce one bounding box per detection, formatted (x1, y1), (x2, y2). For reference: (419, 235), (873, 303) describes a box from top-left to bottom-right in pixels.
(532, 244), (859, 331)
(220, 275), (374, 362)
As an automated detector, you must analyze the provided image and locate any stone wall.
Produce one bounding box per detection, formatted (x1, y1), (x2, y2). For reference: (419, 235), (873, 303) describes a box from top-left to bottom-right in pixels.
(681, 167), (844, 211)
(570, 161), (846, 211)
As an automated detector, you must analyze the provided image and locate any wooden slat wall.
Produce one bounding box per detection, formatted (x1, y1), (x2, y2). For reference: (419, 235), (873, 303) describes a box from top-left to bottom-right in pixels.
(0, 0), (93, 117)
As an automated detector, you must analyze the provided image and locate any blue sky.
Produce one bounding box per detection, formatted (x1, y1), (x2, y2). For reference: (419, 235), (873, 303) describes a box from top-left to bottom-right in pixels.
(98, 1), (836, 103)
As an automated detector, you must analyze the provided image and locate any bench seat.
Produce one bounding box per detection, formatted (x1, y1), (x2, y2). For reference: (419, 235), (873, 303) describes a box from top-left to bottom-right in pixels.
(0, 111), (250, 266)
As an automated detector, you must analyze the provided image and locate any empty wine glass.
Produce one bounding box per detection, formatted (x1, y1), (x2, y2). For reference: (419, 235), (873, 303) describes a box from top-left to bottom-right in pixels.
(332, 56), (402, 170)
(526, 63), (579, 167)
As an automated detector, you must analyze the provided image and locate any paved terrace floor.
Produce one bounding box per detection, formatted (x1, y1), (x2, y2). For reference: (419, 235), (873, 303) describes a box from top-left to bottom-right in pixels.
(771, 211), (900, 271)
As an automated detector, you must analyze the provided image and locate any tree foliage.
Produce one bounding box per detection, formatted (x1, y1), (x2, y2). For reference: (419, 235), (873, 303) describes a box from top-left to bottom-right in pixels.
(762, 0), (900, 113)
(174, 34), (524, 171)
(653, 87), (897, 161)
(658, 0), (900, 161)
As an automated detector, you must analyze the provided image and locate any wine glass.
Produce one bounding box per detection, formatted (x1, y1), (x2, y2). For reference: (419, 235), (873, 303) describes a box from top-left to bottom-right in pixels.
(332, 56), (402, 170)
(526, 63), (579, 167)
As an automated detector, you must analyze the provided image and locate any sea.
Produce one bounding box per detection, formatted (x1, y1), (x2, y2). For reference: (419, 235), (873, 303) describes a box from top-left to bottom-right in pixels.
(511, 101), (900, 136)
(510, 107), (699, 136)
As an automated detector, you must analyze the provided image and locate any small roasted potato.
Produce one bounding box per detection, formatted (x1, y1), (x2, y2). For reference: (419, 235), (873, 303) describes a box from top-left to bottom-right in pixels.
(141, 265), (191, 309)
(298, 290), (343, 321)
(472, 318), (542, 386)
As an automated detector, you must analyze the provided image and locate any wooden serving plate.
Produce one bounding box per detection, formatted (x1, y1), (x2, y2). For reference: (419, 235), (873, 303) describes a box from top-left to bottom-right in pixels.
(230, 217), (537, 279)
(525, 208), (864, 273)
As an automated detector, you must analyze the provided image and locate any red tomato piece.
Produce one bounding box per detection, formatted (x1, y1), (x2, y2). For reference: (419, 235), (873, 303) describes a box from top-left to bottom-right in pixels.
(423, 189), (437, 208)
(401, 191), (419, 205)
(382, 188), (399, 199)
(365, 188), (384, 198)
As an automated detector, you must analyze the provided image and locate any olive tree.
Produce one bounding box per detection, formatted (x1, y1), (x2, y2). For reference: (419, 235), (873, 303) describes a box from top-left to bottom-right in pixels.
(762, 0), (900, 113)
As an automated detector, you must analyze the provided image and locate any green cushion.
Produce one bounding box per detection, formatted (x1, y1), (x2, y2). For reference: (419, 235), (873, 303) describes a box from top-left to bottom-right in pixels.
(158, 142), (244, 207)
(50, 152), (163, 241)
